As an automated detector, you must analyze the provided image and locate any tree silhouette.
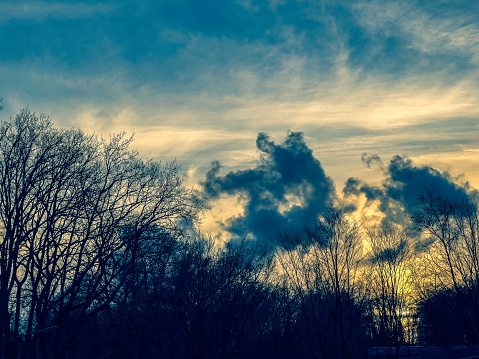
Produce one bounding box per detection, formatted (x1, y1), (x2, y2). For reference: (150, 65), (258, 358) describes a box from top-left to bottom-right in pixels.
(413, 190), (479, 346)
(275, 207), (368, 359)
(364, 224), (414, 358)
(0, 109), (203, 358)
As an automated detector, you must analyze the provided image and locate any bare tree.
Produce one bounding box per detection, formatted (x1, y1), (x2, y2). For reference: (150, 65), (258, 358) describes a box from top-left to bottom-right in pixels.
(275, 206), (368, 359)
(0, 109), (203, 358)
(364, 224), (414, 359)
(163, 236), (275, 359)
(413, 190), (479, 346)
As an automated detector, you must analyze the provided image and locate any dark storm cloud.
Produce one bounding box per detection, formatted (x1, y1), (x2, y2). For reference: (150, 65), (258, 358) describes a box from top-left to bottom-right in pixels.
(344, 154), (473, 227)
(343, 177), (383, 201)
(203, 131), (335, 243)
(385, 155), (470, 205)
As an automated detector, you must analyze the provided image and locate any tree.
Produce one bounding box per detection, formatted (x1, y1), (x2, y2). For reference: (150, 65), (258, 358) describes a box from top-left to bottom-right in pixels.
(416, 288), (464, 348)
(0, 109), (203, 358)
(275, 207), (368, 359)
(413, 190), (479, 346)
(162, 236), (275, 359)
(364, 224), (414, 359)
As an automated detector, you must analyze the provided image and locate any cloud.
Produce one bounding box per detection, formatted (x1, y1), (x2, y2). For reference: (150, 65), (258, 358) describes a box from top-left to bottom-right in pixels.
(352, 0), (479, 63)
(368, 237), (409, 264)
(203, 131), (336, 244)
(362, 152), (383, 169)
(348, 0), (479, 74)
(413, 149), (479, 189)
(0, 2), (116, 22)
(344, 154), (473, 227)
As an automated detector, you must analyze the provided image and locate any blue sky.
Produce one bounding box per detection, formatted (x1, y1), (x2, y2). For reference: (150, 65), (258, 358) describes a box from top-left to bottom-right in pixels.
(1, 0), (478, 240)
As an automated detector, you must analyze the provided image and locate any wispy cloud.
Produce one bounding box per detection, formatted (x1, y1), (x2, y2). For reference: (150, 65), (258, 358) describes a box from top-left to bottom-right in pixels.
(0, 2), (117, 22)
(351, 0), (479, 63)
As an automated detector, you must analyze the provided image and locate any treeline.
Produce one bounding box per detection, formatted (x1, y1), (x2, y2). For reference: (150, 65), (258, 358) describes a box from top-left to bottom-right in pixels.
(0, 110), (478, 359)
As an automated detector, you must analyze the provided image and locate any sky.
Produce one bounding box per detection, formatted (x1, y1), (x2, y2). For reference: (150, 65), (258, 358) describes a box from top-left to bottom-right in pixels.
(1, 0), (478, 242)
